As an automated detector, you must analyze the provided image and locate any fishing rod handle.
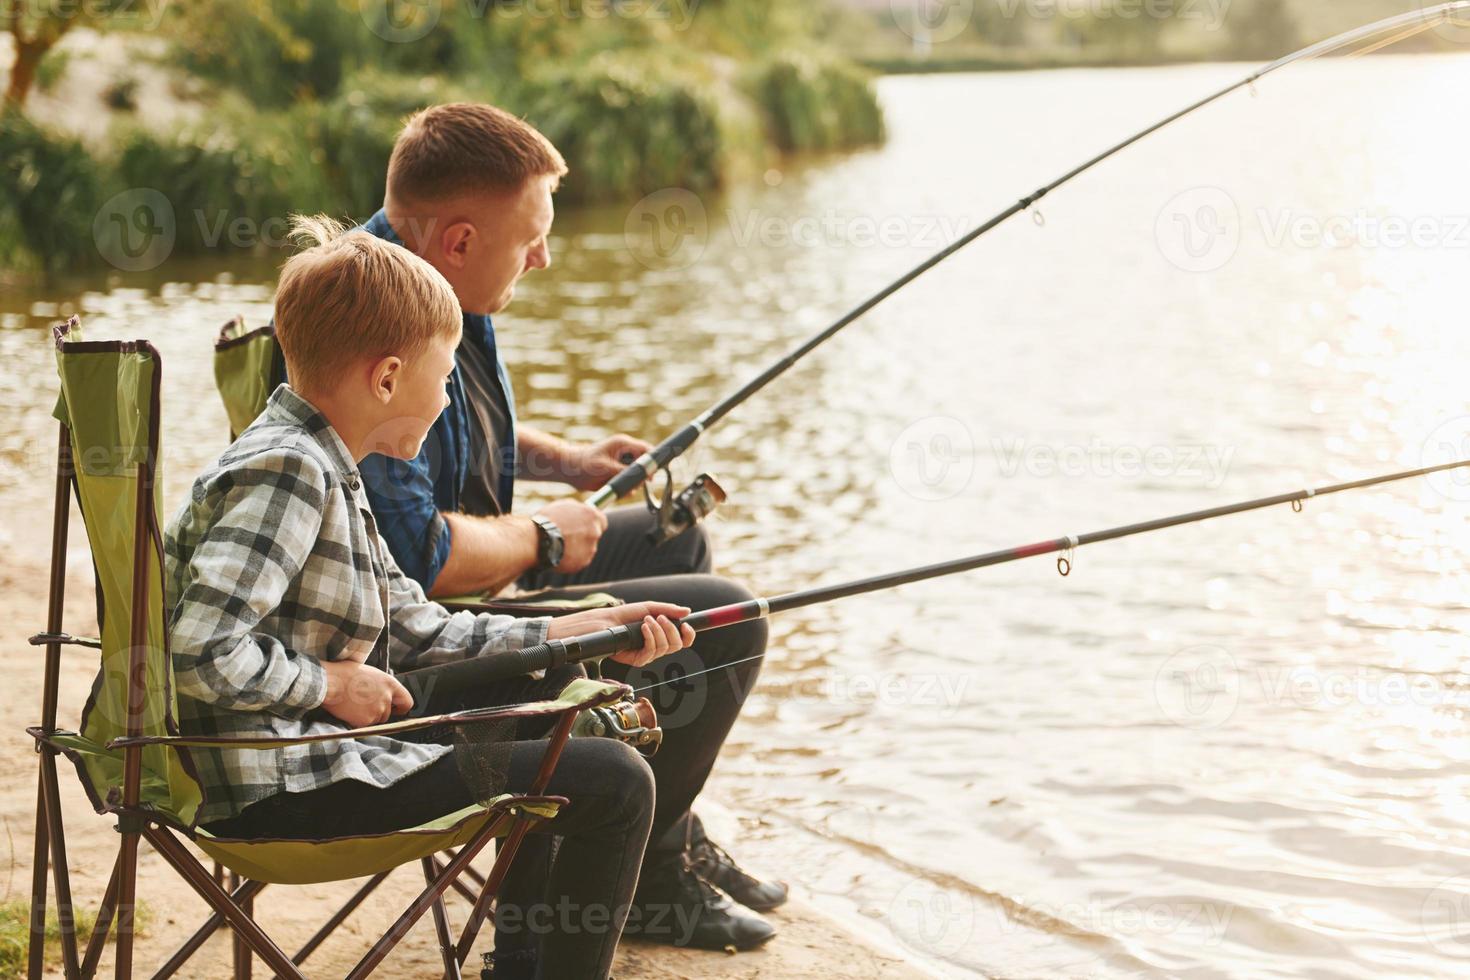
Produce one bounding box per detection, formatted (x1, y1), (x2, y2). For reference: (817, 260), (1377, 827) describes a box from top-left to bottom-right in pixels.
(589, 423), (704, 508)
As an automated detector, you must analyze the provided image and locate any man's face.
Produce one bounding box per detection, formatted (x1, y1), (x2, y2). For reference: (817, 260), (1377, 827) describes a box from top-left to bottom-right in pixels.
(462, 176), (555, 315)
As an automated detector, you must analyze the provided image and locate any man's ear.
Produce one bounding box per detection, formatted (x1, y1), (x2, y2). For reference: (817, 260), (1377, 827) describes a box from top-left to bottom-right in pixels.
(438, 220), (476, 269)
(370, 355), (404, 405)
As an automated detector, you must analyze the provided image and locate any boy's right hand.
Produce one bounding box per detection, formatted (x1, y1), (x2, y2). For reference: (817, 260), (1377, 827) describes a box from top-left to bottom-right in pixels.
(535, 499), (609, 573)
(321, 659), (414, 727)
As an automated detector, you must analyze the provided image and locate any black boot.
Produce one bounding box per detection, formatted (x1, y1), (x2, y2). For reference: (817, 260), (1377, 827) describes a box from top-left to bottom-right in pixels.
(630, 851), (776, 951)
(679, 812), (789, 912)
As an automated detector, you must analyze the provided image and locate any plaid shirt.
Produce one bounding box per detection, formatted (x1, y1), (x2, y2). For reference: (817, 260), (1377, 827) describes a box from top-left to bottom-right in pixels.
(165, 385), (550, 826)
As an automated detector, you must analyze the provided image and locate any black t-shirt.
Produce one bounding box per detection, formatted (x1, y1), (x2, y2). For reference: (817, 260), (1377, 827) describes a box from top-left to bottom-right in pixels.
(457, 334), (515, 517)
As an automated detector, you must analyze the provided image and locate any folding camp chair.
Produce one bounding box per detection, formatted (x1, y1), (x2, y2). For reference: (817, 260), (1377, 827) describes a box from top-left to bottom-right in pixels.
(213, 316), (621, 618)
(27, 316), (632, 978)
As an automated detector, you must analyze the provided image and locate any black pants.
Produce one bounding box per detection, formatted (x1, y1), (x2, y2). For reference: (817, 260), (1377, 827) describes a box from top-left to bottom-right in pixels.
(523, 505), (769, 852)
(202, 666), (653, 980)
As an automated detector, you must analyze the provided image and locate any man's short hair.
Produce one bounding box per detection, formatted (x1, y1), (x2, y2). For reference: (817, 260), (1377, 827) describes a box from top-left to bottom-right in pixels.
(274, 215), (461, 392)
(387, 103), (568, 205)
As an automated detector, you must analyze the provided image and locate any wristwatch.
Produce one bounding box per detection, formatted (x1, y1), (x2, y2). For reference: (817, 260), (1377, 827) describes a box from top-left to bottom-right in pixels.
(531, 514), (565, 571)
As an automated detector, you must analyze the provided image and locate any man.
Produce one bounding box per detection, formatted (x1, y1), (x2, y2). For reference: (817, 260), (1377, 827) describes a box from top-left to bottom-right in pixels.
(354, 103), (784, 955)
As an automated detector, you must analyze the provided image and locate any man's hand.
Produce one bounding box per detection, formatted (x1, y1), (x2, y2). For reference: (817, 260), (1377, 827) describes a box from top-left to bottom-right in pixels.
(547, 601), (697, 668)
(321, 659), (414, 727)
(566, 434), (654, 492)
(535, 499), (609, 573)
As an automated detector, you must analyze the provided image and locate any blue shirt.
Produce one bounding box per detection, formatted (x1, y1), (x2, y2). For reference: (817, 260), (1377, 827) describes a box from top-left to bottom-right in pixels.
(356, 209), (520, 591)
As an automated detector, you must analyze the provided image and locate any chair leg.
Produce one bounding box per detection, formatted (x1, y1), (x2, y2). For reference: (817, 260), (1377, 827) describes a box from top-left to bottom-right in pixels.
(291, 872), (389, 967)
(150, 878), (268, 980)
(344, 820), (505, 980)
(27, 765), (52, 980)
(229, 873), (252, 980)
(81, 854), (123, 977)
(429, 854), (482, 906)
(140, 827), (304, 980)
(39, 752), (82, 980)
(114, 822), (144, 980)
(453, 816), (538, 966)
(422, 859), (462, 980)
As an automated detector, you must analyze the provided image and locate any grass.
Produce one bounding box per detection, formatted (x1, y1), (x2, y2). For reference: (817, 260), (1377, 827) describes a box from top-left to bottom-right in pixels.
(0, 898), (151, 978)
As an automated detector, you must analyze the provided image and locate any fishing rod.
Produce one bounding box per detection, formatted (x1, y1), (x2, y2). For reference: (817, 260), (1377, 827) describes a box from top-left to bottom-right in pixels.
(593, 2), (1470, 546)
(404, 455), (1470, 701)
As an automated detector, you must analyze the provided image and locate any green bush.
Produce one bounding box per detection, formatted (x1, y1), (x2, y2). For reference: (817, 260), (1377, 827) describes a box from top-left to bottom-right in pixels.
(750, 53), (885, 153)
(113, 104), (337, 255)
(518, 58), (724, 204)
(0, 898), (151, 978)
(0, 110), (103, 273)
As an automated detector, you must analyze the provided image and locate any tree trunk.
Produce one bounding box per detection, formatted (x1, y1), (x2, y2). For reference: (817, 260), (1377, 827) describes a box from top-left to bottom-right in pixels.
(5, 39), (46, 110)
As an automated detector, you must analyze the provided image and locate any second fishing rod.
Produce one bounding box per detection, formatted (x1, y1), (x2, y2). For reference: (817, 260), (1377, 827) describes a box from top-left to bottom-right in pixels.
(402, 456), (1470, 702)
(589, 2), (1470, 546)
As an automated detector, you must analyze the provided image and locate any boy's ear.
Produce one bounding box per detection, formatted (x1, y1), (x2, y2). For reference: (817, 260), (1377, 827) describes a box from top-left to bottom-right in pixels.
(371, 356), (403, 404)
(439, 220), (476, 269)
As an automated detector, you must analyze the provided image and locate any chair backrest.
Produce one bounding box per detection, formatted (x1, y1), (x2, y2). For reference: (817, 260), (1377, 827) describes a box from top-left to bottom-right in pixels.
(53, 316), (202, 826)
(213, 317), (283, 439)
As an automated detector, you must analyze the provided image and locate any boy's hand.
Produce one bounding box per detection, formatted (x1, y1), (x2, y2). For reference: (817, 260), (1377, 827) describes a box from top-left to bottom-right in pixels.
(535, 499), (608, 573)
(321, 659), (414, 727)
(546, 601), (696, 668)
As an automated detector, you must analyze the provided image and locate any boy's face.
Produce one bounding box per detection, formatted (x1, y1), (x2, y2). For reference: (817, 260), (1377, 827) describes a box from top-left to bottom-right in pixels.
(378, 332), (460, 461)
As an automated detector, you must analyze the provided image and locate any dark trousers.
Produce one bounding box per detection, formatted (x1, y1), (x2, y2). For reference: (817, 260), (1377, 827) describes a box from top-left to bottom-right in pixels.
(522, 505), (769, 852)
(202, 666), (653, 980)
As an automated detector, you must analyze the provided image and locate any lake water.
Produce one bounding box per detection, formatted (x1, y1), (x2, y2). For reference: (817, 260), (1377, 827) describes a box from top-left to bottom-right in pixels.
(6, 53), (1470, 977)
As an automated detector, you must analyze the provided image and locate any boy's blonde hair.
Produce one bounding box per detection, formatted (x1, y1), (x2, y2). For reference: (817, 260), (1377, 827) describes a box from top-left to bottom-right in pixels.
(274, 215), (461, 392)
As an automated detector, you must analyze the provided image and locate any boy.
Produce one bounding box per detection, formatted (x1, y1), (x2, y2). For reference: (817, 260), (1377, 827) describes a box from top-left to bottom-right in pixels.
(166, 215), (694, 979)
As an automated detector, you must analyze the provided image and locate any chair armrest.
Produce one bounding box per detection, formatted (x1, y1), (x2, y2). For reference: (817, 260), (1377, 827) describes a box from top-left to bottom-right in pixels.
(29, 632), (102, 650)
(108, 680), (631, 751)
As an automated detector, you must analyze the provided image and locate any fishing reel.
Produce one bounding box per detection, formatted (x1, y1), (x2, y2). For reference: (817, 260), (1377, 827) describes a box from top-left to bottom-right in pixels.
(572, 694), (663, 756)
(643, 470), (727, 548)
